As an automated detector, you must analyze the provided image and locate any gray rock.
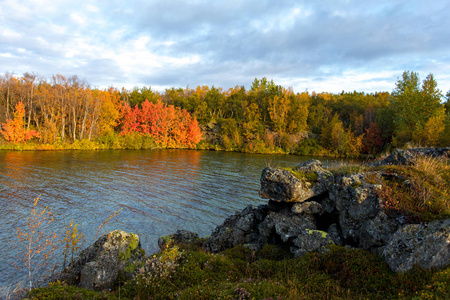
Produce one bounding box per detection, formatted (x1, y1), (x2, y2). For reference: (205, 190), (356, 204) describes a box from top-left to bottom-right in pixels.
(259, 160), (333, 203)
(292, 229), (334, 257)
(205, 205), (268, 253)
(370, 149), (415, 167)
(408, 147), (450, 158)
(295, 160), (334, 197)
(292, 201), (323, 215)
(158, 230), (200, 250)
(382, 219), (450, 272)
(359, 210), (400, 252)
(326, 223), (344, 245)
(59, 230), (145, 291)
(258, 210), (316, 243)
(330, 172), (401, 249)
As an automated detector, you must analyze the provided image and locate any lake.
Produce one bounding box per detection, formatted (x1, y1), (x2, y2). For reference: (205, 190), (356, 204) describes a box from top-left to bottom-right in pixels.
(0, 149), (356, 289)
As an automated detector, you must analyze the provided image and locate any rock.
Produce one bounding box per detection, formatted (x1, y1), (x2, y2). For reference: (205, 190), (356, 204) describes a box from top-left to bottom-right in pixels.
(295, 160), (334, 197)
(369, 149), (415, 167)
(359, 211), (401, 252)
(259, 160), (333, 203)
(330, 172), (402, 249)
(258, 209), (316, 243)
(326, 223), (344, 245)
(59, 230), (145, 291)
(158, 230), (200, 250)
(292, 201), (323, 215)
(382, 219), (450, 272)
(205, 205), (268, 253)
(292, 229), (335, 257)
(408, 147), (450, 158)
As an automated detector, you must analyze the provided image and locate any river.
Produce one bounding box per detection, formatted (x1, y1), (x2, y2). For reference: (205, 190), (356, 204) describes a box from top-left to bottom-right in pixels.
(0, 149), (356, 289)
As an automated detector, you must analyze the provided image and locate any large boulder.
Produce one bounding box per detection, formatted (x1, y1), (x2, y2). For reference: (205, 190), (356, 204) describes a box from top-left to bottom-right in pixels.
(292, 229), (335, 257)
(330, 172), (402, 250)
(205, 205), (268, 253)
(382, 219), (450, 272)
(258, 209), (316, 244)
(259, 160), (333, 203)
(59, 230), (145, 291)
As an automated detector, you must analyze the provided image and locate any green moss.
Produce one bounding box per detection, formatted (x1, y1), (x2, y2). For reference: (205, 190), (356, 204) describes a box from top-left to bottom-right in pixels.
(306, 229), (329, 239)
(282, 167), (319, 183)
(118, 233), (139, 262)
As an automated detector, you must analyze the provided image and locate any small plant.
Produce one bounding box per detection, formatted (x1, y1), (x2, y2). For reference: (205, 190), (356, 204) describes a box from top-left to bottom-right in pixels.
(14, 196), (59, 291)
(62, 220), (85, 269)
(95, 207), (123, 239)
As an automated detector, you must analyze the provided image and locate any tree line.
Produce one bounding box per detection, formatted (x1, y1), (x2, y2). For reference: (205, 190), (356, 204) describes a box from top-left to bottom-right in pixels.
(0, 71), (449, 156)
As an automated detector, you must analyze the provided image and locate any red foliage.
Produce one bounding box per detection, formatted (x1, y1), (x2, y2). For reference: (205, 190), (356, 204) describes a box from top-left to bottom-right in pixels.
(1, 102), (40, 143)
(362, 122), (383, 154)
(121, 99), (202, 148)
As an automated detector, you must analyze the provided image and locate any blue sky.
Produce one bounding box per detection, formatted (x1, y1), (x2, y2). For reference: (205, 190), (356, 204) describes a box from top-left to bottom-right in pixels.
(1, 0), (449, 94)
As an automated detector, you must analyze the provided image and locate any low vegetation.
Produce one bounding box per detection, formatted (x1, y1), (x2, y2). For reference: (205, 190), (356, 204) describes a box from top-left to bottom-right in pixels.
(25, 243), (450, 299)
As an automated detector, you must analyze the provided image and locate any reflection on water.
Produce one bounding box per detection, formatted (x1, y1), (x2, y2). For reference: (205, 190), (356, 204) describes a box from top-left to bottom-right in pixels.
(0, 149), (357, 288)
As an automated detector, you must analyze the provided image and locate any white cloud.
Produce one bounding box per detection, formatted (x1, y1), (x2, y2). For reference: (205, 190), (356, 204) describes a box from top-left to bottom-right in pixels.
(0, 0), (449, 94)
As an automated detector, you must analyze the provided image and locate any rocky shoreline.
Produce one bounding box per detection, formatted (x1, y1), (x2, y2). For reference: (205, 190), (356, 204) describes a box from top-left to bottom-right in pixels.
(56, 147), (450, 291)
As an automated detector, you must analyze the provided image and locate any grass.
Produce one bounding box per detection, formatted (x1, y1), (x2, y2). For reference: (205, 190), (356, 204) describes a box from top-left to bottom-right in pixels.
(326, 155), (450, 223)
(26, 242), (450, 299)
(377, 156), (450, 222)
(281, 167), (319, 183)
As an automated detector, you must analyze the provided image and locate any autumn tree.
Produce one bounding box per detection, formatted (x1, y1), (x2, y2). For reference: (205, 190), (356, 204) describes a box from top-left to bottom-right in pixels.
(362, 122), (384, 154)
(268, 87), (291, 133)
(1, 101), (40, 143)
(121, 99), (201, 148)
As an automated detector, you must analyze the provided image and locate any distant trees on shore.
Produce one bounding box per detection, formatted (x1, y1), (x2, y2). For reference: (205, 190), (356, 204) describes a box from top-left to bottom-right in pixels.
(0, 71), (449, 155)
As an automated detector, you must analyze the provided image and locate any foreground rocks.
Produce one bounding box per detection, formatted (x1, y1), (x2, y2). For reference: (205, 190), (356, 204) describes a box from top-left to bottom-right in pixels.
(383, 219), (450, 272)
(206, 155), (450, 272)
(59, 230), (145, 291)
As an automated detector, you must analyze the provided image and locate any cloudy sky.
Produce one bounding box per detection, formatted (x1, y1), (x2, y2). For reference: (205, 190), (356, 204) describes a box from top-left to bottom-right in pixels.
(1, 0), (449, 94)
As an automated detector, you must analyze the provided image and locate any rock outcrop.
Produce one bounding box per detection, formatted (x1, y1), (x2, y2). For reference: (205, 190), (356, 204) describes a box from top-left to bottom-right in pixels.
(206, 155), (450, 273)
(59, 230), (145, 291)
(259, 160), (333, 202)
(369, 149), (415, 167)
(382, 219), (450, 272)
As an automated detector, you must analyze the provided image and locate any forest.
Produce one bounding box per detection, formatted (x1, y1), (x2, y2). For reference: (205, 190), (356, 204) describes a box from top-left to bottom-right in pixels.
(0, 71), (449, 157)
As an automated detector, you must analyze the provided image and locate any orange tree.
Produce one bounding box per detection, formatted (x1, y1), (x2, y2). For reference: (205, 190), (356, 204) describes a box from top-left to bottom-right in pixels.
(1, 101), (40, 143)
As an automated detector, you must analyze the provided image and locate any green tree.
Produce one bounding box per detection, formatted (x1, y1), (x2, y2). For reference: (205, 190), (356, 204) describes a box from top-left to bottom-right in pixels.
(390, 71), (443, 146)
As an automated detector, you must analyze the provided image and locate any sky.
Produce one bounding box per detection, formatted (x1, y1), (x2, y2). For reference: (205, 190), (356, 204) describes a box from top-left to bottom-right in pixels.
(1, 0), (450, 94)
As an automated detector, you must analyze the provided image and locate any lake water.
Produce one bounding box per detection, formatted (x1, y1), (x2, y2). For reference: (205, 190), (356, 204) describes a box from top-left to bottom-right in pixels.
(0, 149), (356, 289)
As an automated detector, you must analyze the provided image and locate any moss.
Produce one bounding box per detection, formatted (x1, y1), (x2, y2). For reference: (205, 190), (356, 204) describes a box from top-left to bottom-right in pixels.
(306, 229), (328, 239)
(118, 233), (139, 261)
(350, 180), (362, 189)
(282, 167), (319, 183)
